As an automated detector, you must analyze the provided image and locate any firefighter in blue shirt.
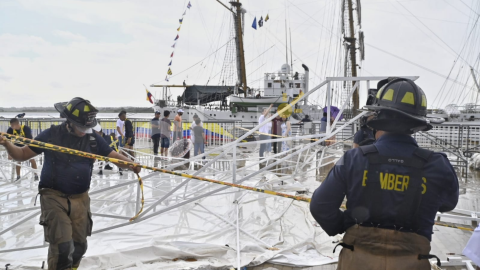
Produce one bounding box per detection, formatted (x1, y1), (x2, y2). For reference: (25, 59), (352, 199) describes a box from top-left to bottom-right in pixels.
(0, 97), (141, 270)
(310, 78), (459, 269)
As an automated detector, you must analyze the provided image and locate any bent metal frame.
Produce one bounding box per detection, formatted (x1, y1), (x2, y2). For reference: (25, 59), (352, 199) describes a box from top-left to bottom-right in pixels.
(1, 76), (478, 270)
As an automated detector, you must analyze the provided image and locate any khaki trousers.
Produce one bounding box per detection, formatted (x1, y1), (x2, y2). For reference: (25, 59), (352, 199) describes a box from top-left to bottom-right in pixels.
(337, 225), (431, 270)
(39, 189), (92, 270)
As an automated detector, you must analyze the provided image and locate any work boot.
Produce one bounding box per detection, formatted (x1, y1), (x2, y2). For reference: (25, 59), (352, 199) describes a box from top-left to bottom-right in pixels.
(104, 164), (113, 170)
(16, 175), (20, 181)
(34, 174), (39, 181)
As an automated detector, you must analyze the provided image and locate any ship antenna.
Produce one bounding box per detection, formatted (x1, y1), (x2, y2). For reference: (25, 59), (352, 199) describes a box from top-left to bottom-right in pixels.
(284, 3), (288, 66)
(289, 27), (293, 72)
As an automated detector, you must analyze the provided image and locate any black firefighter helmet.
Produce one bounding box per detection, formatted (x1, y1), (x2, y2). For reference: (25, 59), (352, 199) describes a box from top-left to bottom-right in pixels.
(54, 97), (98, 128)
(365, 78), (432, 134)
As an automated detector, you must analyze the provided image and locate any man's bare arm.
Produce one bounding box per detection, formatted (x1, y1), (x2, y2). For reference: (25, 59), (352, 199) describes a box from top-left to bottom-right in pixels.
(0, 136), (38, 161)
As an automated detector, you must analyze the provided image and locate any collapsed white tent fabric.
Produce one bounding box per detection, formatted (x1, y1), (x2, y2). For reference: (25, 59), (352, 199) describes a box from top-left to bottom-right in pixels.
(0, 162), (339, 269)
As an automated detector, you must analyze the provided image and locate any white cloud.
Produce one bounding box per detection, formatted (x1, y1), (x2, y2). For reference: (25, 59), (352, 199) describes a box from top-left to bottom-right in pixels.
(53, 30), (87, 41)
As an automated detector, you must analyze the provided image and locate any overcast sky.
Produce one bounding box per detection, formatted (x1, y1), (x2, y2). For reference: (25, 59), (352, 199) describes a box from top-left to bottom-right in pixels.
(0, 0), (479, 109)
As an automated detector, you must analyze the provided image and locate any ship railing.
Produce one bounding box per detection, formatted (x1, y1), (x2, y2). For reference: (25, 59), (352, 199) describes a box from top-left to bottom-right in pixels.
(264, 72), (305, 81)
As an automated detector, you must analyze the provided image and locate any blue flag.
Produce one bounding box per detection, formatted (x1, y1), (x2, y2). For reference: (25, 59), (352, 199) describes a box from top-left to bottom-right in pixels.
(259, 16), (263, 27)
(252, 17), (257, 30)
(187, 1), (192, 9)
(168, 60), (172, 66)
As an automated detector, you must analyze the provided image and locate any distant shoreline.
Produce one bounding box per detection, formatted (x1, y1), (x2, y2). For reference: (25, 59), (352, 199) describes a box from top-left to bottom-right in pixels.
(0, 107), (153, 113)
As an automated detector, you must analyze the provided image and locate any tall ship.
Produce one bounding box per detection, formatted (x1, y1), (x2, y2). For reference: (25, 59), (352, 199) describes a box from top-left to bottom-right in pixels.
(148, 0), (479, 124)
(148, 0), (366, 124)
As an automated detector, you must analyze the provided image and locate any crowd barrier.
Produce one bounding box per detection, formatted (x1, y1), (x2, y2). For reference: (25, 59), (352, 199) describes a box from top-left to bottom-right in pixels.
(0, 118), (239, 148)
(3, 118), (477, 153)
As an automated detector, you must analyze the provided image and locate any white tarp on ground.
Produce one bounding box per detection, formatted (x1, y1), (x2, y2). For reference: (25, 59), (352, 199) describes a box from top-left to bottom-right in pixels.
(0, 151), (340, 270)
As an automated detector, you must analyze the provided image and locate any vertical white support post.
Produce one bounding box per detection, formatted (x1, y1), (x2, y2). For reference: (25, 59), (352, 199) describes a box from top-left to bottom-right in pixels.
(326, 81), (331, 134)
(233, 144), (237, 183)
(235, 202), (241, 270)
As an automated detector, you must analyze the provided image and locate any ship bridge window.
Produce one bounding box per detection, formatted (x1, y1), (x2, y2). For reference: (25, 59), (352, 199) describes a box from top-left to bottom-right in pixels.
(268, 83), (272, 87)
(295, 83), (301, 88)
(289, 83), (293, 88)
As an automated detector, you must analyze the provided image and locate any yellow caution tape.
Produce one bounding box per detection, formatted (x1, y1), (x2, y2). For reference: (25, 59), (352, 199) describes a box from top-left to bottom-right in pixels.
(129, 173), (144, 222)
(433, 221), (474, 232)
(1, 132), (311, 217)
(2, 132), (472, 232)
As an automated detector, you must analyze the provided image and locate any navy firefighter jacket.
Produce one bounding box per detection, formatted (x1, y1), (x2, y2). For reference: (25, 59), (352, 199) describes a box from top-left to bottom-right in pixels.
(29, 124), (113, 195)
(310, 133), (459, 241)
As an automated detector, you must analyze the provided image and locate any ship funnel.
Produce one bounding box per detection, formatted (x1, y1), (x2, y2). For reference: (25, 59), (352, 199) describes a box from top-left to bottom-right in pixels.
(302, 64), (309, 105)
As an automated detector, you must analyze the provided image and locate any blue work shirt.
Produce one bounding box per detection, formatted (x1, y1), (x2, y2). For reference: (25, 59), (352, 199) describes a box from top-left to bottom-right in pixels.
(353, 126), (375, 145)
(30, 126), (113, 194)
(310, 133), (459, 241)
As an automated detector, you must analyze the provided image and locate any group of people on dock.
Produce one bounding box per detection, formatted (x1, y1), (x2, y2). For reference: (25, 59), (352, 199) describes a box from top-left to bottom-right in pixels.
(150, 109), (207, 159)
(258, 104), (293, 158)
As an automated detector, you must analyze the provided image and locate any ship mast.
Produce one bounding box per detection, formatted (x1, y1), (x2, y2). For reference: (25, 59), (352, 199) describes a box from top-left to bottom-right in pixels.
(341, 0), (362, 116)
(222, 0), (247, 97)
(347, 0), (359, 114)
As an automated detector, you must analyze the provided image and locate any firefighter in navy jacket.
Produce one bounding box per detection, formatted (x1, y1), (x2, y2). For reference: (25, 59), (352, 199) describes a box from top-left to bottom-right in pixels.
(0, 98), (141, 270)
(310, 78), (459, 270)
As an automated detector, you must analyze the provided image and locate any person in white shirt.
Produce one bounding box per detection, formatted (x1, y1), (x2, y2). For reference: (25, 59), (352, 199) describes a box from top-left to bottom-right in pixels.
(258, 104), (273, 158)
(190, 114), (199, 144)
(265, 113), (273, 154)
(116, 113), (125, 147)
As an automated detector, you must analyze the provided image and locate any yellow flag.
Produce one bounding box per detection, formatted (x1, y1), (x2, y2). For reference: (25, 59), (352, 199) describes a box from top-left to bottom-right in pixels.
(265, 14), (269, 21)
(168, 68), (173, 75)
